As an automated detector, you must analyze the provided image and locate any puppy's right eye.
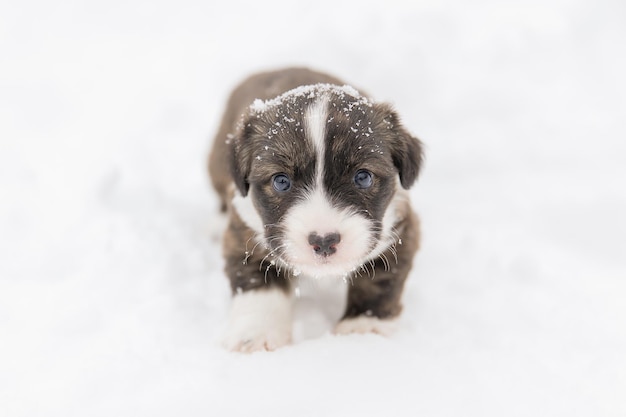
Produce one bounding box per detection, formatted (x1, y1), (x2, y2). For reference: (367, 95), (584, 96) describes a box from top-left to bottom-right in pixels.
(272, 173), (291, 192)
(354, 169), (373, 189)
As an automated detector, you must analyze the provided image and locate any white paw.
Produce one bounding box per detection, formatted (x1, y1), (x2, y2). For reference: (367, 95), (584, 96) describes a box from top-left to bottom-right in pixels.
(222, 288), (292, 353)
(334, 316), (398, 337)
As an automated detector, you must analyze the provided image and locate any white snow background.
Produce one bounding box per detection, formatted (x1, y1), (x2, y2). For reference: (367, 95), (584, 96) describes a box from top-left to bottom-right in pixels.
(1, 0), (625, 416)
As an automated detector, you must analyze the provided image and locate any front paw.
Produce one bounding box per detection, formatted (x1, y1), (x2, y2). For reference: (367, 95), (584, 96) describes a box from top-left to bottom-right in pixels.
(222, 288), (292, 353)
(334, 316), (398, 337)
(222, 322), (292, 352)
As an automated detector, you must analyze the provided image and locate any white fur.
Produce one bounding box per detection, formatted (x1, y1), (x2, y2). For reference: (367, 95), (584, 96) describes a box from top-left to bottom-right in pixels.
(305, 96), (329, 189)
(280, 176), (405, 278)
(222, 288), (293, 352)
(334, 316), (398, 337)
(231, 188), (264, 235)
(366, 183), (407, 261)
(281, 187), (372, 277)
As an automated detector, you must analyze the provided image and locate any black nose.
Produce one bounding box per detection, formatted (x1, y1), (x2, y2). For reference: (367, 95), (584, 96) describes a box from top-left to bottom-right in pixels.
(308, 232), (341, 257)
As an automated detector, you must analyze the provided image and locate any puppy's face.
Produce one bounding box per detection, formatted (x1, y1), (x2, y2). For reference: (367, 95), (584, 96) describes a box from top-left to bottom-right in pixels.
(230, 85), (422, 277)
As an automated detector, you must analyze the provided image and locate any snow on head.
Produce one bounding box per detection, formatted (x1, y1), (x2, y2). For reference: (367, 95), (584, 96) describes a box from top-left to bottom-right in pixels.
(248, 83), (371, 115)
(241, 83), (376, 143)
(250, 98), (268, 113)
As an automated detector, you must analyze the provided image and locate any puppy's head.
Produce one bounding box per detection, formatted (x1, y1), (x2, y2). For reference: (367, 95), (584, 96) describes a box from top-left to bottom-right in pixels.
(229, 84), (423, 277)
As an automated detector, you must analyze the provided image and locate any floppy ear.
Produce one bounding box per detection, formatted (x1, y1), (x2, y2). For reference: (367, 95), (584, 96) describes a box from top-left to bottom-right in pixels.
(229, 119), (254, 197)
(384, 108), (424, 189)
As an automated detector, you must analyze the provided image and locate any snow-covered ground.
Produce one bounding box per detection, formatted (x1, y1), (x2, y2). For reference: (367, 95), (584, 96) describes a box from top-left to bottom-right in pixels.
(1, 0), (625, 416)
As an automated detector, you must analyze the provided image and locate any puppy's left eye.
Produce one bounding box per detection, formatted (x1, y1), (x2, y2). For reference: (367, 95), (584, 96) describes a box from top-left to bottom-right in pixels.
(272, 173), (292, 192)
(354, 169), (373, 189)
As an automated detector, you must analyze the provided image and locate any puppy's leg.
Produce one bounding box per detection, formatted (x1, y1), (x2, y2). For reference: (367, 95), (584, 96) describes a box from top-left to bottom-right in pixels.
(221, 215), (292, 352)
(222, 286), (292, 352)
(334, 258), (407, 336)
(335, 212), (420, 336)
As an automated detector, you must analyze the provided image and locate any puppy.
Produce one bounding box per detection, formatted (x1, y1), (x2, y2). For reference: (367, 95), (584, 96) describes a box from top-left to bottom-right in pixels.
(209, 68), (423, 352)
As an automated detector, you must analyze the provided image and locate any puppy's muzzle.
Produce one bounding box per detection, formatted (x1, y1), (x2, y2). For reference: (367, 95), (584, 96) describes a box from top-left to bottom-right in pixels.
(308, 232), (341, 257)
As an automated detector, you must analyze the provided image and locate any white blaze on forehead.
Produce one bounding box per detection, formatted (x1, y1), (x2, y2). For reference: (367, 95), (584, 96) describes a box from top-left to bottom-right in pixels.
(304, 95), (329, 189)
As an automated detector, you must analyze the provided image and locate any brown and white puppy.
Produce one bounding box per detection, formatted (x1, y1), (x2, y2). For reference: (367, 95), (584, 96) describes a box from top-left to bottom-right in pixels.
(209, 67), (423, 352)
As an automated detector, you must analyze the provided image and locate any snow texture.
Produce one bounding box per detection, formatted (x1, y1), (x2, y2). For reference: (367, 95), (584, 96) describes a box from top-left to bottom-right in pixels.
(249, 83), (366, 114)
(1, 1), (625, 416)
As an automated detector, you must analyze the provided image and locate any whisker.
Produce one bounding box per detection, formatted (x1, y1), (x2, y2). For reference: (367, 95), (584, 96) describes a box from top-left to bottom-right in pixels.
(353, 267), (363, 278)
(369, 260), (376, 279)
(243, 235), (260, 264)
(379, 253), (390, 271)
(388, 245), (399, 264)
(258, 243), (287, 270)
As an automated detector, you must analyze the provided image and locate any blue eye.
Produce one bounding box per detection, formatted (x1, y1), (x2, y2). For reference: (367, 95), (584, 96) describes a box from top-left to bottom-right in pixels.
(272, 173), (291, 192)
(354, 169), (373, 189)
